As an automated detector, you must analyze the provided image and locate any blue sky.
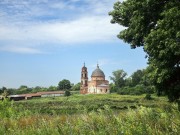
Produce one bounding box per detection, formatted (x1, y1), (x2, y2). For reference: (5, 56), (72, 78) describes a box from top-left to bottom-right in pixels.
(0, 0), (147, 88)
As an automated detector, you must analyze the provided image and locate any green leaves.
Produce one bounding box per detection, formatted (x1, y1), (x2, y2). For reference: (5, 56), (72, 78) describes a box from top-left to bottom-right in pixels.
(110, 69), (127, 88)
(145, 2), (180, 99)
(58, 79), (72, 90)
(0, 98), (15, 118)
(110, 0), (163, 48)
(110, 0), (180, 101)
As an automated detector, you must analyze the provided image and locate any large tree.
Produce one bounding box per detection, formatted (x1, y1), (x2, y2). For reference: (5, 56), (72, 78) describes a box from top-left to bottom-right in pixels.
(131, 69), (144, 87)
(109, 0), (180, 101)
(58, 79), (72, 90)
(110, 69), (127, 88)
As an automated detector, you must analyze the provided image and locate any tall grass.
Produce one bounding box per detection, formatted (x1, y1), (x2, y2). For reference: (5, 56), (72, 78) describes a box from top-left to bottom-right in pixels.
(14, 94), (171, 115)
(0, 94), (179, 135)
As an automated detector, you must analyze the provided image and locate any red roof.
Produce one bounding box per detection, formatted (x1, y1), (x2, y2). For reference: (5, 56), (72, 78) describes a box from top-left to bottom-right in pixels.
(21, 93), (41, 97)
(37, 91), (64, 95)
(8, 91), (65, 98)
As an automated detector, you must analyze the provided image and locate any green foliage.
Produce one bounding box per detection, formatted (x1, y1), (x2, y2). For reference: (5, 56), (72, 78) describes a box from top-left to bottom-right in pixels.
(71, 82), (80, 91)
(2, 86), (7, 91)
(19, 85), (28, 89)
(110, 68), (155, 95)
(48, 86), (57, 91)
(16, 86), (32, 94)
(109, 0), (166, 48)
(13, 94), (173, 116)
(0, 86), (53, 95)
(32, 86), (44, 93)
(0, 94), (179, 135)
(0, 84), (66, 95)
(64, 90), (71, 97)
(0, 87), (16, 96)
(131, 69), (144, 86)
(109, 0), (180, 101)
(0, 88), (2, 94)
(109, 83), (118, 93)
(0, 98), (15, 118)
(144, 94), (152, 100)
(58, 79), (72, 90)
(144, 1), (180, 101)
(117, 85), (154, 95)
(1, 90), (9, 98)
(110, 69), (127, 88)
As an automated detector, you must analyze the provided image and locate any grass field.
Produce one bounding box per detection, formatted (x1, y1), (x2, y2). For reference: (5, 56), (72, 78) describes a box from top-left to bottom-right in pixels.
(0, 94), (179, 135)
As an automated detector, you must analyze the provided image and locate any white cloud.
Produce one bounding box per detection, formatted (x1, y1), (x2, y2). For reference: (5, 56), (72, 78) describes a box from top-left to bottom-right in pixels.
(0, 15), (124, 51)
(0, 0), (124, 53)
(0, 45), (42, 54)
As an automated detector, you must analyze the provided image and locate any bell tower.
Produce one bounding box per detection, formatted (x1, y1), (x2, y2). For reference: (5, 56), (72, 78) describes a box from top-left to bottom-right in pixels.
(80, 63), (88, 94)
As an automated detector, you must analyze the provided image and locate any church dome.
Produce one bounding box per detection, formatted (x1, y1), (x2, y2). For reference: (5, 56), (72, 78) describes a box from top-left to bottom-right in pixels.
(91, 64), (105, 77)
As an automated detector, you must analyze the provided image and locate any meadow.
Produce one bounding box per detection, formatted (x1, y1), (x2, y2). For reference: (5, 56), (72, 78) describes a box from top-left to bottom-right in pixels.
(0, 94), (179, 135)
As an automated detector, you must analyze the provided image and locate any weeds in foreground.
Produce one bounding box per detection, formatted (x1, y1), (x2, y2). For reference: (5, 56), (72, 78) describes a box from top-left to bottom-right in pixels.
(0, 97), (179, 135)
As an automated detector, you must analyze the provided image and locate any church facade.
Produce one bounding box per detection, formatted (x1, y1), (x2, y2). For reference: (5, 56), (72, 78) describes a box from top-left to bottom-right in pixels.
(80, 63), (109, 94)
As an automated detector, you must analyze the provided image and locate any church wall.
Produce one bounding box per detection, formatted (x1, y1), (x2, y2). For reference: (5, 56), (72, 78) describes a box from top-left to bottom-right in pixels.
(98, 87), (110, 94)
(88, 86), (96, 93)
(80, 86), (88, 94)
(87, 79), (109, 94)
(88, 86), (109, 94)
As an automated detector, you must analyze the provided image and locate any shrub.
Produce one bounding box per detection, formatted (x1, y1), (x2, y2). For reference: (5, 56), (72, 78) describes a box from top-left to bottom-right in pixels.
(117, 85), (155, 95)
(144, 94), (152, 100)
(64, 90), (71, 97)
(0, 98), (15, 118)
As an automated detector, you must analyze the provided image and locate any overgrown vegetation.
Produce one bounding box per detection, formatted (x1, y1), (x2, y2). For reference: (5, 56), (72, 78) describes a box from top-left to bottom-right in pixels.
(0, 94), (179, 134)
(109, 0), (180, 101)
(109, 69), (155, 96)
(117, 85), (154, 95)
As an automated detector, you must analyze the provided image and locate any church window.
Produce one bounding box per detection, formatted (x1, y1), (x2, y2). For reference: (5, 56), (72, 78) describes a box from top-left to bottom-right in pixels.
(85, 73), (86, 77)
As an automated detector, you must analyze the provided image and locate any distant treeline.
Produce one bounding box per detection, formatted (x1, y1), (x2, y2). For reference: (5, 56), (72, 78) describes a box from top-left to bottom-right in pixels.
(0, 79), (80, 96)
(109, 68), (155, 95)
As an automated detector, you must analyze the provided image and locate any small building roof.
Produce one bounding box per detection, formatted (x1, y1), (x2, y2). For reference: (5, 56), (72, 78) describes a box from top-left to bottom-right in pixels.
(8, 95), (26, 98)
(37, 91), (64, 95)
(7, 91), (65, 99)
(21, 93), (41, 97)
